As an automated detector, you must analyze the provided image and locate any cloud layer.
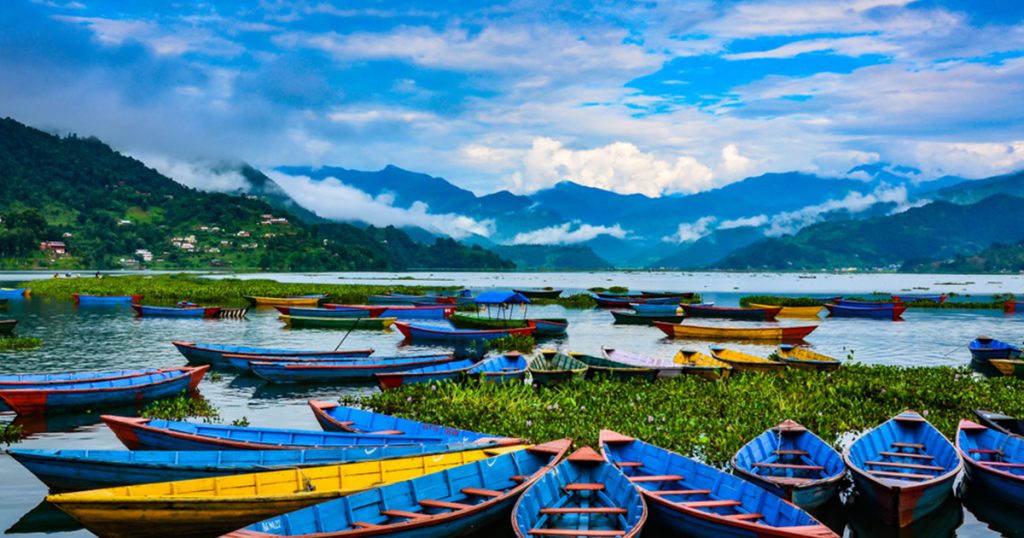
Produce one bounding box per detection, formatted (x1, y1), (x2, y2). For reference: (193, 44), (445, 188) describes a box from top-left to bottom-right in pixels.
(510, 222), (628, 245)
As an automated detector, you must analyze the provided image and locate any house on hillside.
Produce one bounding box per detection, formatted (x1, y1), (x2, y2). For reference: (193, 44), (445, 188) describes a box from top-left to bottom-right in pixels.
(39, 241), (67, 255)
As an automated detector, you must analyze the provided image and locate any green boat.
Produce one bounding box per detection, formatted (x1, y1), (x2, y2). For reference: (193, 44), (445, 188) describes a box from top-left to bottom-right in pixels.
(568, 351), (658, 381)
(279, 315), (397, 330)
(529, 351), (587, 387)
(449, 312), (568, 336)
(0, 319), (17, 335)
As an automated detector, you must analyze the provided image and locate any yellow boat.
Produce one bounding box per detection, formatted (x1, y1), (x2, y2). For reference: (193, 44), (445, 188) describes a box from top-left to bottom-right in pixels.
(990, 358), (1024, 377)
(48, 444), (526, 538)
(709, 347), (787, 374)
(749, 303), (824, 318)
(244, 295), (324, 307)
(672, 349), (732, 380)
(776, 345), (841, 371)
(653, 321), (818, 341)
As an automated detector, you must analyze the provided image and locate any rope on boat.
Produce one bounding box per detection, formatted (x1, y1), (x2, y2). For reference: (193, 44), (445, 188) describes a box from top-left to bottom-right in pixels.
(219, 308), (248, 319)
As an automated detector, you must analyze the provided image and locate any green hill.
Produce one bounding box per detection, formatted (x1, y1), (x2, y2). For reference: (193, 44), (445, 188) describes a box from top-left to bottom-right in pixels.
(902, 240), (1024, 273)
(0, 117), (513, 271)
(715, 195), (1024, 270)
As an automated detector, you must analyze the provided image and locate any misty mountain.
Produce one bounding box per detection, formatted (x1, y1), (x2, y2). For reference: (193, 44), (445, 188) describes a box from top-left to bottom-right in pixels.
(928, 170), (1024, 205)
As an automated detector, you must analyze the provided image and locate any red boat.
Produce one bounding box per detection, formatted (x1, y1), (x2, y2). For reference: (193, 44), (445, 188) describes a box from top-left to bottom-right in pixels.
(681, 304), (781, 321)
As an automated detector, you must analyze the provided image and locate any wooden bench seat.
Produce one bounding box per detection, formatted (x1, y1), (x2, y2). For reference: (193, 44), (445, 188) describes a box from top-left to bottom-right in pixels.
(681, 500), (742, 509)
(879, 451), (933, 460)
(615, 461), (644, 468)
(381, 510), (428, 520)
(528, 530), (625, 537)
(565, 483), (605, 491)
(647, 489), (711, 496)
(419, 500), (472, 510)
(462, 487), (503, 497)
(540, 507), (628, 515)
(891, 442), (925, 450)
(773, 449), (809, 456)
(866, 461), (944, 472)
(867, 470), (931, 480)
(723, 513), (764, 521)
(628, 474), (683, 483)
(752, 462), (823, 471)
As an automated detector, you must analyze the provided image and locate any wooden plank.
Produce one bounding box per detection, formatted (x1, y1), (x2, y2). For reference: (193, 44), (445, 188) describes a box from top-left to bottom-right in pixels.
(647, 489), (711, 496)
(681, 500), (742, 509)
(723, 513), (764, 521)
(510, 475), (528, 483)
(528, 530), (625, 537)
(979, 461), (1024, 468)
(879, 451), (933, 460)
(540, 507), (628, 515)
(462, 487), (503, 497)
(891, 442), (925, 450)
(628, 474), (684, 483)
(351, 522), (382, 529)
(969, 449), (1001, 454)
(866, 461), (944, 472)
(381, 510), (428, 520)
(773, 449), (809, 456)
(615, 461), (644, 468)
(752, 462), (824, 471)
(565, 483), (605, 491)
(419, 500), (472, 510)
(867, 470), (931, 480)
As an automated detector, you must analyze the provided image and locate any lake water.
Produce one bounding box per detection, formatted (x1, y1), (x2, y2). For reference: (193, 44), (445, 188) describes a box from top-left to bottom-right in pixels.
(0, 270), (1022, 537)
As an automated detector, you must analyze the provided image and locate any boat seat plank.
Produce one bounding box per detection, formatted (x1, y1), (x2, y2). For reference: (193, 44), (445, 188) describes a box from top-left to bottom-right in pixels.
(648, 489), (711, 496)
(894, 415), (927, 422)
(351, 522), (382, 529)
(628, 474), (684, 483)
(969, 449), (1001, 454)
(539, 507), (628, 515)
(419, 500), (472, 510)
(752, 462), (824, 471)
(615, 461), (644, 467)
(773, 450), (809, 456)
(681, 500), (743, 509)
(381, 510), (429, 520)
(891, 442), (925, 450)
(462, 487), (503, 498)
(510, 475), (528, 483)
(879, 451), (933, 460)
(979, 461), (1024, 468)
(763, 476), (812, 485)
(866, 461), (944, 472)
(724, 513), (764, 521)
(867, 470), (932, 480)
(367, 430), (405, 435)
(528, 530), (625, 537)
(565, 483), (605, 491)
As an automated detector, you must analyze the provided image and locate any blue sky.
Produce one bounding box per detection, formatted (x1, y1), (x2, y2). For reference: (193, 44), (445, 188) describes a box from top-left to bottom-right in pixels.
(2, 0), (1024, 197)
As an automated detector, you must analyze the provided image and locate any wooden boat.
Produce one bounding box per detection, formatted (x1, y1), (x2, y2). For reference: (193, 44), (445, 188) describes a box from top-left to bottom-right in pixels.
(375, 358), (477, 390)
(529, 352), (587, 387)
(0, 287), (29, 298)
(223, 439), (571, 538)
(0, 367), (207, 415)
(368, 293), (457, 305)
(279, 315), (396, 329)
(641, 291), (695, 299)
(220, 352), (446, 372)
(102, 415), (479, 450)
(512, 288), (562, 299)
(394, 321), (535, 343)
(449, 312), (568, 336)
(824, 303), (906, 320)
(1004, 300), (1024, 313)
(682, 304), (781, 321)
(171, 341), (373, 367)
(595, 296), (680, 308)
(844, 410), (962, 527)
(974, 410), (1024, 437)
(0, 368), (172, 390)
(653, 321), (818, 341)
(600, 347), (684, 378)
(47, 444), (527, 538)
(512, 447), (646, 538)
(132, 304), (221, 318)
(968, 336), (1022, 362)
(710, 347), (787, 374)
(834, 298), (897, 307)
(275, 306), (380, 318)
(569, 351), (658, 381)
(250, 355), (459, 384)
(73, 294), (143, 304)
(244, 295), (325, 307)
(610, 310), (685, 325)
(731, 420), (845, 510)
(630, 303), (685, 315)
(776, 345), (841, 371)
(891, 294), (947, 303)
(325, 304), (453, 319)
(9, 442), (507, 491)
(956, 420), (1024, 508)
(468, 351), (529, 384)
(749, 303), (824, 318)
(308, 401), (498, 442)
(671, 349), (731, 380)
(600, 430), (836, 538)
(990, 358), (1024, 378)
(595, 292), (644, 299)
(0, 319), (17, 334)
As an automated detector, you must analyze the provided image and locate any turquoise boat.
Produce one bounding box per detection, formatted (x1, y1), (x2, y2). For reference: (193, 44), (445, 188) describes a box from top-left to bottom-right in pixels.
(957, 420), (1024, 508)
(731, 420), (845, 510)
(222, 440), (571, 538)
(307, 401), (499, 443)
(513, 447), (646, 538)
(171, 341), (375, 367)
(250, 355), (459, 384)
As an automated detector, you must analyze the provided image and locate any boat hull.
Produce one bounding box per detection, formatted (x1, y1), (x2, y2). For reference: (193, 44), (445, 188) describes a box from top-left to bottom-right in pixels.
(325, 304), (452, 319)
(512, 289), (562, 299)
(394, 322), (535, 343)
(171, 341), (373, 367)
(682, 304), (781, 321)
(824, 303), (906, 320)
(279, 315), (395, 329)
(73, 294), (142, 304)
(610, 310), (685, 325)
(848, 465), (957, 527)
(449, 313), (567, 336)
(749, 304), (824, 318)
(250, 356), (457, 383)
(0, 319), (17, 334)
(653, 322), (817, 341)
(244, 295), (324, 307)
(132, 305), (220, 318)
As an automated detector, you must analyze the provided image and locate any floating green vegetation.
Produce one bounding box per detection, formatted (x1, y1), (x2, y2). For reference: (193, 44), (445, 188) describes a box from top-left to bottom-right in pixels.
(588, 286), (630, 293)
(142, 393), (221, 423)
(231, 416), (251, 427)
(24, 274), (454, 305)
(532, 294), (597, 308)
(0, 337), (42, 351)
(0, 423), (24, 446)
(487, 334), (537, 354)
(357, 365), (1024, 466)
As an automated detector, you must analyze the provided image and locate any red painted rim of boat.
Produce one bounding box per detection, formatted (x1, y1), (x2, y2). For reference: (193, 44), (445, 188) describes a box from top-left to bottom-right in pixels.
(0, 367), (174, 386)
(393, 322), (537, 337)
(251, 355), (456, 371)
(0, 366), (206, 395)
(599, 430), (835, 538)
(956, 420), (1021, 482)
(101, 414), (314, 450)
(171, 341), (375, 358)
(307, 400), (360, 433)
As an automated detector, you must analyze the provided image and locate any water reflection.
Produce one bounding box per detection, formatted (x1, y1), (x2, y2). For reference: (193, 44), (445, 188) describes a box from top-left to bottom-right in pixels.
(960, 481), (1024, 537)
(5, 501), (82, 535)
(846, 493), (963, 537)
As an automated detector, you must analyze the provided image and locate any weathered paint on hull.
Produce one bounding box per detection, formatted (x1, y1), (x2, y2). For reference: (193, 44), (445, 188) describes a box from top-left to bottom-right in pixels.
(849, 467), (957, 527)
(739, 473), (840, 511)
(962, 460), (1024, 507)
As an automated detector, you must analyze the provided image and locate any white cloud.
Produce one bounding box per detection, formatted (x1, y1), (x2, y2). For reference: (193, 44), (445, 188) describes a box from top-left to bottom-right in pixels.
(503, 137), (714, 196)
(764, 185), (910, 236)
(510, 222), (628, 245)
(327, 107), (438, 125)
(724, 35), (900, 60)
(719, 215), (769, 229)
(268, 172), (495, 239)
(662, 216), (717, 243)
(56, 16), (244, 57)
(137, 155), (249, 192)
(903, 140), (1024, 178)
(718, 143), (754, 179)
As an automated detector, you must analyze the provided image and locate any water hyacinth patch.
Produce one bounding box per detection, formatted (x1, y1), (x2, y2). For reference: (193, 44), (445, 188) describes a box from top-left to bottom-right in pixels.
(354, 364), (1024, 466)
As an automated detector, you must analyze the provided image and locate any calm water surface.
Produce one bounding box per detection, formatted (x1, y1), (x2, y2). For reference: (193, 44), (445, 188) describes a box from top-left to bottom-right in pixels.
(1, 271), (1022, 537)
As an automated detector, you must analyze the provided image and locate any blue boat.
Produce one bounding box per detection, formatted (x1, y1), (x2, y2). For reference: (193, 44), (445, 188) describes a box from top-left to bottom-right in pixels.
(171, 341), (374, 367)
(132, 304), (221, 318)
(9, 442), (502, 491)
(0, 368), (162, 390)
(394, 321), (535, 343)
(223, 440), (571, 538)
(220, 353), (449, 372)
(0, 287), (29, 299)
(825, 302), (906, 320)
(250, 355), (459, 384)
(845, 410), (962, 527)
(599, 430), (835, 538)
(308, 401), (499, 442)
(325, 304), (454, 319)
(375, 359), (477, 390)
(73, 294), (142, 305)
(274, 306), (373, 318)
(467, 352), (529, 384)
(512, 447), (646, 538)
(731, 420), (846, 510)
(630, 303), (683, 315)
(974, 409), (1024, 437)
(102, 415), (478, 450)
(0, 367), (208, 415)
(957, 420), (1024, 508)
(833, 298), (896, 307)
(968, 337), (1022, 362)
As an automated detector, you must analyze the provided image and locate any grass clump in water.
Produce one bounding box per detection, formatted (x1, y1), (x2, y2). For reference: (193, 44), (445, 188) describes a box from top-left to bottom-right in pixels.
(0, 337), (42, 350)
(142, 393), (221, 423)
